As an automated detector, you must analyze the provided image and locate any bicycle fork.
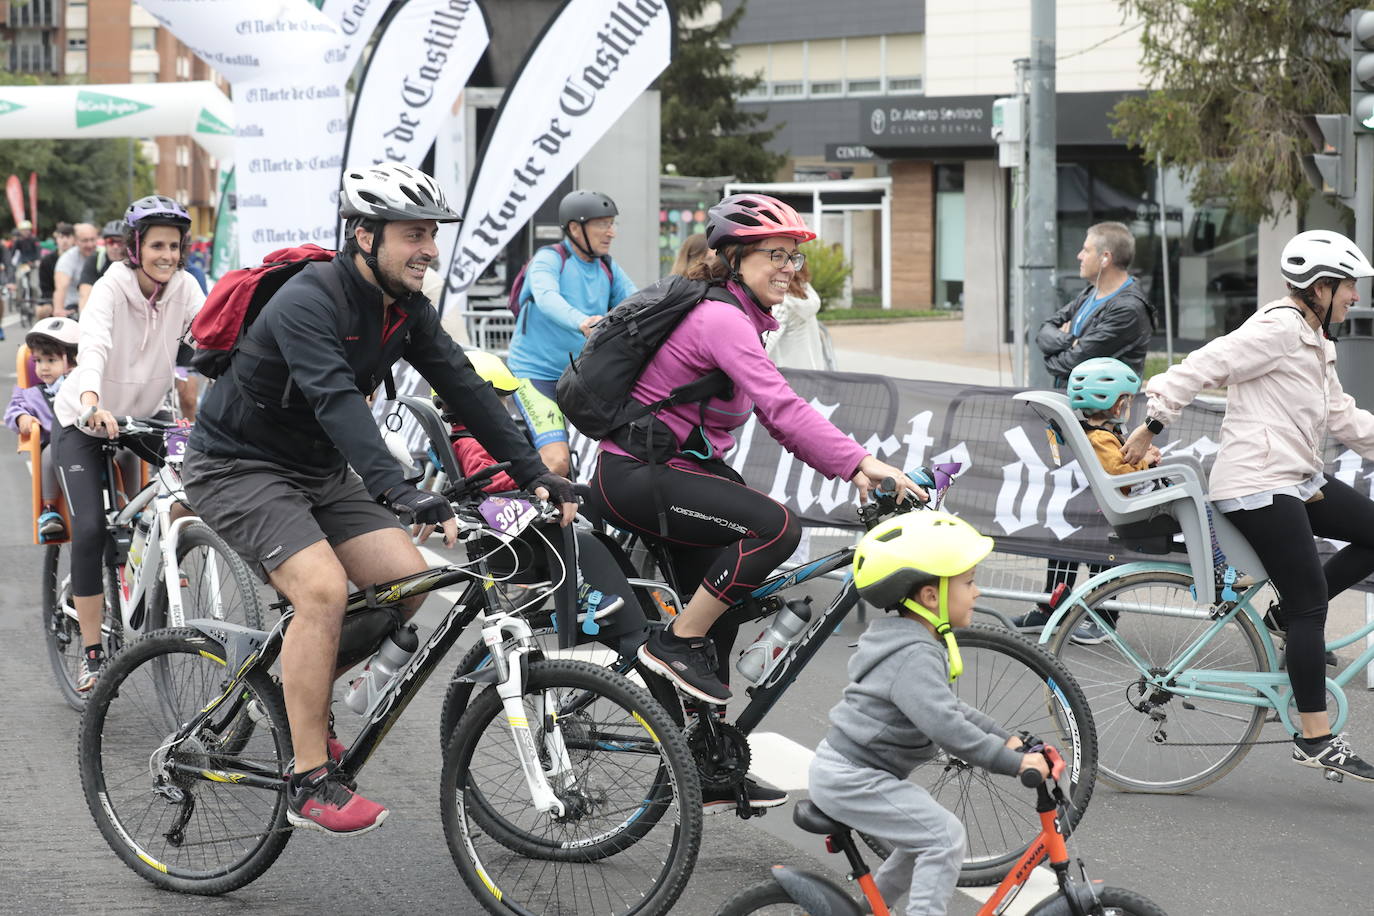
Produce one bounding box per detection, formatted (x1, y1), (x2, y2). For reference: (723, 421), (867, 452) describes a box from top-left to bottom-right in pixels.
(480, 614), (571, 818)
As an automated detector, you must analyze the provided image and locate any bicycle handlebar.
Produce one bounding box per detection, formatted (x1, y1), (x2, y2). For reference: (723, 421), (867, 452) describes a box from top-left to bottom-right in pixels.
(1017, 742), (1067, 787)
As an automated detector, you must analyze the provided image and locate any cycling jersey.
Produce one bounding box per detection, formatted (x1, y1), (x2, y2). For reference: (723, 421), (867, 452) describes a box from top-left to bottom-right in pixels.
(189, 253), (546, 498)
(513, 378), (569, 448)
(506, 246), (636, 381)
(600, 280), (866, 480)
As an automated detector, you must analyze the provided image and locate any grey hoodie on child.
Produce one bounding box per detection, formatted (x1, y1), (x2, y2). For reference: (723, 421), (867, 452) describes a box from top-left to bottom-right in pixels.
(824, 617), (1024, 779)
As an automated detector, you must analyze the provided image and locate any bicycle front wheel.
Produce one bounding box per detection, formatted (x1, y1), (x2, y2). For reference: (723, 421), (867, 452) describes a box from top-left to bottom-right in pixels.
(1025, 885), (1171, 916)
(146, 520), (265, 630)
(79, 628), (293, 894)
(1046, 570), (1267, 794)
(860, 624), (1097, 887)
(715, 878), (825, 915)
(442, 658), (701, 916)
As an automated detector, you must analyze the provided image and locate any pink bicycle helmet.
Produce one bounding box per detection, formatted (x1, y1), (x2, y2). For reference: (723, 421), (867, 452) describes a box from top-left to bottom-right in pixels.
(706, 194), (817, 248)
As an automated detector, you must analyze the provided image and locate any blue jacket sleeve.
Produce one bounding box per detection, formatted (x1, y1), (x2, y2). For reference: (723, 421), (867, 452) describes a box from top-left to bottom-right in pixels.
(527, 248), (585, 333)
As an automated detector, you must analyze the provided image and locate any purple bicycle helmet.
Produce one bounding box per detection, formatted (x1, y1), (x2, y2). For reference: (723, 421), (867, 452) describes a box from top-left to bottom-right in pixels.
(124, 195), (190, 267)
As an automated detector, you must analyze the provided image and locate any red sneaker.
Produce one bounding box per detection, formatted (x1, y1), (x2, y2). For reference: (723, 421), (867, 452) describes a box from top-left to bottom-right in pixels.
(287, 763), (388, 836)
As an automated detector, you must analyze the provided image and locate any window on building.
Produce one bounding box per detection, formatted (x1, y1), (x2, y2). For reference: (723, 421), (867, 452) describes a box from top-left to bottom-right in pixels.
(845, 78), (882, 95)
(809, 80), (842, 97)
(67, 31), (88, 52)
(887, 77), (922, 94)
(131, 27), (156, 51)
(130, 72), (156, 83)
(771, 81), (804, 98)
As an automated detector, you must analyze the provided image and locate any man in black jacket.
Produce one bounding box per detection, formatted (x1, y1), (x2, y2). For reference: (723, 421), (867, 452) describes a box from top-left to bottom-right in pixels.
(183, 164), (574, 837)
(1035, 221), (1155, 387)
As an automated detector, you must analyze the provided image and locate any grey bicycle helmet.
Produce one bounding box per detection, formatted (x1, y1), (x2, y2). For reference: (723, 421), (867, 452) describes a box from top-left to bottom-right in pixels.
(100, 220), (125, 239)
(339, 164), (461, 223)
(557, 190), (618, 228)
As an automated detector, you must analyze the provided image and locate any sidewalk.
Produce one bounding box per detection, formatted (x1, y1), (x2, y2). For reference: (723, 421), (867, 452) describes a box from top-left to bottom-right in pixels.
(826, 317), (1017, 387)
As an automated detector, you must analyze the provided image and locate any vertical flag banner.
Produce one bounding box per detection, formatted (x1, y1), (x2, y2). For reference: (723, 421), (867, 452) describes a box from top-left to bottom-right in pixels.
(136, 0), (349, 264)
(343, 0), (488, 173)
(320, 0), (395, 76)
(5, 175), (25, 226)
(444, 0), (674, 295)
(27, 172), (37, 231)
(211, 168), (240, 279)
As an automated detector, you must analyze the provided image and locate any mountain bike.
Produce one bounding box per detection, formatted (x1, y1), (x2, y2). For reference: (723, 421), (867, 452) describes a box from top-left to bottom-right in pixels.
(44, 417), (263, 709)
(716, 743), (1166, 916)
(439, 461), (1098, 887)
(78, 482), (701, 916)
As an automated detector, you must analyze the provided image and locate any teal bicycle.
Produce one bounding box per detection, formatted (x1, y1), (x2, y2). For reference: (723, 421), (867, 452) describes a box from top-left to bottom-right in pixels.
(1017, 390), (1369, 793)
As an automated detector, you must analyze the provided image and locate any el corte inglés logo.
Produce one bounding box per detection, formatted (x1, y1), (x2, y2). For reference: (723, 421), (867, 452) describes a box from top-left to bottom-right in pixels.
(196, 107), (233, 136)
(0, 99), (25, 117)
(76, 90), (153, 128)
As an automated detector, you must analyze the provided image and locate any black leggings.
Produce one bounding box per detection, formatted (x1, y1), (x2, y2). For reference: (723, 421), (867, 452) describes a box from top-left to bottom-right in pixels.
(52, 423), (138, 597)
(590, 451), (801, 677)
(1223, 475), (1374, 714)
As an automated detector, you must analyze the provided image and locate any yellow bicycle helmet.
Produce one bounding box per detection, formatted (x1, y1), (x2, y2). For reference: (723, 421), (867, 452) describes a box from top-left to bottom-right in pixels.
(853, 511), (994, 680)
(463, 348), (520, 396)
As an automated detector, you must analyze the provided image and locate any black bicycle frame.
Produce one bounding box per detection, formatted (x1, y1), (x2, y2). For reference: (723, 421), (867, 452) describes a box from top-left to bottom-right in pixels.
(173, 564), (493, 791)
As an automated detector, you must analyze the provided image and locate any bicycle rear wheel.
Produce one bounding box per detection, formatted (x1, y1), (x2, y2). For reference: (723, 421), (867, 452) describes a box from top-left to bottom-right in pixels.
(146, 520), (265, 630)
(442, 658), (701, 916)
(714, 879), (828, 915)
(1046, 570), (1267, 793)
(79, 628), (293, 894)
(861, 625), (1097, 887)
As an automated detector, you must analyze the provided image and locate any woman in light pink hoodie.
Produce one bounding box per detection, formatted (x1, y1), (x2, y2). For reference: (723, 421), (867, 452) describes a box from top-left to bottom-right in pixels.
(1123, 229), (1374, 781)
(51, 196), (203, 692)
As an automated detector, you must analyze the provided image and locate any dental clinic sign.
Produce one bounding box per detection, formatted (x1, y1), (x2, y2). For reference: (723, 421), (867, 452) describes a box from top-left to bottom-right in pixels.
(445, 0), (672, 294)
(859, 95), (993, 147)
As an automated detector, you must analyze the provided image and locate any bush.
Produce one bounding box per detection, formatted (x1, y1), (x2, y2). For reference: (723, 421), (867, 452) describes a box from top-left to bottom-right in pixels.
(800, 241), (852, 312)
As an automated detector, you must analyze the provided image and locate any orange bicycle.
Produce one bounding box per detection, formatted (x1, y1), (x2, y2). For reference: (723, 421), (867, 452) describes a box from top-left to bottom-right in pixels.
(716, 743), (1166, 916)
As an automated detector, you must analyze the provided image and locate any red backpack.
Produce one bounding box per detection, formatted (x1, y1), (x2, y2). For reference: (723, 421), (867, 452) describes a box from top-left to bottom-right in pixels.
(507, 242), (614, 321)
(189, 244), (342, 379)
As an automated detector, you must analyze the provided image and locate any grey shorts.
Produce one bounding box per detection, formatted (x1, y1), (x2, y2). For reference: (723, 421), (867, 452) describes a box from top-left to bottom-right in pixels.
(181, 447), (403, 579)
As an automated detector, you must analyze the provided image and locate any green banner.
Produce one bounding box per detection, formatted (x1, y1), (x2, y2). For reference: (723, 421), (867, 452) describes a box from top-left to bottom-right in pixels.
(76, 90), (153, 128)
(210, 168), (239, 280)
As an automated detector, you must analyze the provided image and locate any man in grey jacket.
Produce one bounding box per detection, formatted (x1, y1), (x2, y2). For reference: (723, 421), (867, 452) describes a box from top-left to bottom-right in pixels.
(1036, 221), (1155, 387)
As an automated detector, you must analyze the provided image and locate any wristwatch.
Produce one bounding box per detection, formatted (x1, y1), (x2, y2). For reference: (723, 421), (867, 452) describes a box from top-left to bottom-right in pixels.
(1145, 417), (1165, 435)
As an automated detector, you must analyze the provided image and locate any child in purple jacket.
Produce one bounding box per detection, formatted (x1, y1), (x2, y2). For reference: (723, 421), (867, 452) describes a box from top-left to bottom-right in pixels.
(6, 317), (79, 541)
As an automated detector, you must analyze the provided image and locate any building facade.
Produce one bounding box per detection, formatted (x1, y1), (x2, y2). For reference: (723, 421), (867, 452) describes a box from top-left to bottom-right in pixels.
(1, 0), (222, 233)
(724, 0), (1326, 358)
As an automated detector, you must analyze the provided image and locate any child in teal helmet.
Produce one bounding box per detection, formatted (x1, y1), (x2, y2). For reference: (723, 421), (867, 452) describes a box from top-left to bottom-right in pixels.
(1067, 356), (1160, 485)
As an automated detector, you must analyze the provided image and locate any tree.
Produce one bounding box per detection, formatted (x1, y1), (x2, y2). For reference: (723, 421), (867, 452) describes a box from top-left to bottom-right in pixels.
(660, 0), (786, 181)
(1112, 0), (1350, 223)
(0, 72), (155, 230)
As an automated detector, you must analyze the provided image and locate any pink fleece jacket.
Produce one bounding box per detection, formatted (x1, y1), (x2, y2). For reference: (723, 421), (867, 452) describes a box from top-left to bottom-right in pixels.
(600, 281), (868, 480)
(1144, 297), (1374, 500)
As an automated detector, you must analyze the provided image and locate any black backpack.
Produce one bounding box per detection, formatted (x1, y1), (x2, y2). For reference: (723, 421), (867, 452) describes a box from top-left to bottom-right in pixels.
(556, 276), (737, 444)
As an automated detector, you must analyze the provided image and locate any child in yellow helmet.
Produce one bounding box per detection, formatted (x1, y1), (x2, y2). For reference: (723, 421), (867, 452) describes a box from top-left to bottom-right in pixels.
(808, 511), (1051, 916)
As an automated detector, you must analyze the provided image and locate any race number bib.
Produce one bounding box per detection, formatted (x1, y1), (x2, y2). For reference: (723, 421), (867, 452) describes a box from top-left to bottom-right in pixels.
(479, 496), (537, 536)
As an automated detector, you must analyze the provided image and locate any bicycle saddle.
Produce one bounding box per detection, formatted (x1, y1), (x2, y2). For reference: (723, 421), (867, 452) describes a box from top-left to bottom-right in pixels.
(793, 800), (848, 836)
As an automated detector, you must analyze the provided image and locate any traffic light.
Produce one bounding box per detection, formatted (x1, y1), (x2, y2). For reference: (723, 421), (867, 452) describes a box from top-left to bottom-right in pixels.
(1352, 9), (1374, 131)
(1302, 113), (1355, 200)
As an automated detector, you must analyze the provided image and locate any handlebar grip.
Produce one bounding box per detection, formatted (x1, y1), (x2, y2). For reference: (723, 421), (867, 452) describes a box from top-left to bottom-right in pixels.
(878, 476), (897, 495)
(1019, 768), (1044, 788)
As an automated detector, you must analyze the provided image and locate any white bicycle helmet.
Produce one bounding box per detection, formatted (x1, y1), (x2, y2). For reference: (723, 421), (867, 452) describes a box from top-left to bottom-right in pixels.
(26, 316), (80, 351)
(339, 164), (461, 223)
(1280, 230), (1374, 289)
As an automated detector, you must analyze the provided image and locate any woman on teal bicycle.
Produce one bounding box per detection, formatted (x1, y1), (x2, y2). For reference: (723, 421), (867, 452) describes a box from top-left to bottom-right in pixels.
(1124, 229), (1374, 781)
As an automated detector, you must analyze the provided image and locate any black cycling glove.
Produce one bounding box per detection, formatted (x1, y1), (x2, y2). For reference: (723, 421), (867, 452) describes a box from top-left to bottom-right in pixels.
(530, 472), (576, 508)
(380, 484), (455, 526)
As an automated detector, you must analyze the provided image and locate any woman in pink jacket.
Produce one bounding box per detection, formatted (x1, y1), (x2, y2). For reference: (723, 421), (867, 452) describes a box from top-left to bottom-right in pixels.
(51, 196), (203, 692)
(588, 194), (921, 739)
(1123, 229), (1374, 782)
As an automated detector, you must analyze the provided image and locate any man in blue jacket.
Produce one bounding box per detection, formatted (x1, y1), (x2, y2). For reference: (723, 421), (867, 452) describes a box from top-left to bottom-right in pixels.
(506, 189), (636, 477)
